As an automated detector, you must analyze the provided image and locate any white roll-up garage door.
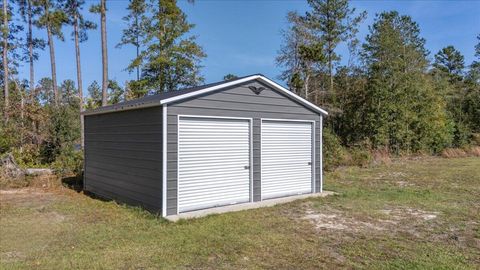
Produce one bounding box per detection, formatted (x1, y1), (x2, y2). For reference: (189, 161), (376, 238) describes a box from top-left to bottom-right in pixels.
(178, 117), (251, 213)
(261, 120), (313, 200)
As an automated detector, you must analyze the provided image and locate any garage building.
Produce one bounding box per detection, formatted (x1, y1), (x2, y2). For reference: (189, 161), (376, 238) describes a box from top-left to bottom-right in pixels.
(83, 74), (328, 217)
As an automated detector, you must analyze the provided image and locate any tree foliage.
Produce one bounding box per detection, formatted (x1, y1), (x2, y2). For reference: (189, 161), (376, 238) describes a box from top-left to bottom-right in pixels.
(125, 0), (206, 94)
(361, 11), (452, 153)
(433, 45), (465, 82)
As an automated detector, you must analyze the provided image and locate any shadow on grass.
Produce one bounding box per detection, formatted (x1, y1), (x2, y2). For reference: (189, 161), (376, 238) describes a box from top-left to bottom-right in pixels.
(61, 174), (163, 218)
(61, 174), (110, 202)
(62, 174), (107, 199)
(61, 175), (83, 192)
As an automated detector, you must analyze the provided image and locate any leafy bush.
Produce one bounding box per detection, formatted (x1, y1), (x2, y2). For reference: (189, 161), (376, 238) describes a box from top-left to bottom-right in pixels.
(0, 120), (20, 154)
(323, 127), (347, 170)
(45, 105), (80, 162)
(345, 141), (373, 167)
(471, 133), (480, 146)
(11, 144), (44, 168)
(52, 146), (83, 175)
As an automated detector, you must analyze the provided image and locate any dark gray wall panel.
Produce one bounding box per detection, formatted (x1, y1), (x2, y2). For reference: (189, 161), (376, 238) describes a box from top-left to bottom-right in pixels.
(166, 79), (322, 214)
(84, 107), (163, 212)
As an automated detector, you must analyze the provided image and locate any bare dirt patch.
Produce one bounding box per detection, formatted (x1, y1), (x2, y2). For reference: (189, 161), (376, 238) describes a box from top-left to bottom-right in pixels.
(0, 188), (59, 209)
(0, 251), (26, 263)
(380, 208), (439, 221)
(303, 210), (386, 232)
(301, 203), (439, 234)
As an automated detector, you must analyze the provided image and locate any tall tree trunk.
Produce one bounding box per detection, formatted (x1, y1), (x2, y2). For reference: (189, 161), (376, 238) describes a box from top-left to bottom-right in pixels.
(15, 80), (25, 151)
(326, 0), (333, 96)
(304, 72), (310, 100)
(135, 15), (139, 80)
(47, 25), (58, 105)
(28, 0), (34, 92)
(73, 12), (84, 149)
(44, 4), (58, 106)
(328, 47), (333, 94)
(2, 0), (9, 122)
(100, 0), (108, 106)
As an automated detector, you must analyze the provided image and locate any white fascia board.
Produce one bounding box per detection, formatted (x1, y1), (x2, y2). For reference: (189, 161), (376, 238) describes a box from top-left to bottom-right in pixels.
(160, 75), (328, 116)
(81, 101), (161, 116)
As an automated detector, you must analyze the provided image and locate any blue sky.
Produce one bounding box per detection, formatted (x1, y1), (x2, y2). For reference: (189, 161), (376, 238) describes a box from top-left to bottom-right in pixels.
(16, 0), (480, 91)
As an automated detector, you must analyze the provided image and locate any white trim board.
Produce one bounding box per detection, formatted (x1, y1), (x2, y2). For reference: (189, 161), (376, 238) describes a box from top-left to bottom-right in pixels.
(162, 105), (168, 217)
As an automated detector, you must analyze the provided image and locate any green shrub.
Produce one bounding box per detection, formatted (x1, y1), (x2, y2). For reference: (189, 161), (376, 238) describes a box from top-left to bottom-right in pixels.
(52, 146), (83, 176)
(472, 133), (480, 146)
(348, 145), (373, 167)
(0, 120), (20, 154)
(323, 127), (347, 170)
(12, 144), (44, 168)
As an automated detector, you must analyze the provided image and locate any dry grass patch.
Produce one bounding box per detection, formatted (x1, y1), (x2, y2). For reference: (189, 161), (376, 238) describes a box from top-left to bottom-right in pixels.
(441, 146), (480, 158)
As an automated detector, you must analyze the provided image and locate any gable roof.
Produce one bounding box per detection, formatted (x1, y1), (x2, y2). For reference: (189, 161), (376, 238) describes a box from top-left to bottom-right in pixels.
(82, 74), (328, 116)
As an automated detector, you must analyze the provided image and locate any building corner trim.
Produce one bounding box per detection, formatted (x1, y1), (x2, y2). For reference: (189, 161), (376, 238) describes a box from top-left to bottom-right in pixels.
(162, 105), (168, 217)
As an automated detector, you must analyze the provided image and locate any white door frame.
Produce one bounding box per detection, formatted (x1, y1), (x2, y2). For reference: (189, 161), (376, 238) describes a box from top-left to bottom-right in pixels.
(176, 115), (253, 214)
(260, 118), (315, 201)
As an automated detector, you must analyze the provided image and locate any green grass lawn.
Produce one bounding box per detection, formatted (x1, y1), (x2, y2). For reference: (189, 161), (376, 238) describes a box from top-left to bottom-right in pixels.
(1, 157), (479, 269)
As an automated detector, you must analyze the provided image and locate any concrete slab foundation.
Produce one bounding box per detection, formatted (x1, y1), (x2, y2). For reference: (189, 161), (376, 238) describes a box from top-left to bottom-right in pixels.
(166, 191), (336, 222)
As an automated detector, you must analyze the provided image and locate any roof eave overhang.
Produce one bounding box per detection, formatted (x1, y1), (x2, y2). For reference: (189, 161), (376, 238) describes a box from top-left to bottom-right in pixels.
(81, 101), (162, 116)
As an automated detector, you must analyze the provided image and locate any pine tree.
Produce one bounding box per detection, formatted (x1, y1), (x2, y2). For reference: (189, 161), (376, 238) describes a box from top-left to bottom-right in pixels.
(432, 46), (471, 146)
(304, 0), (366, 95)
(117, 0), (147, 80)
(2, 0), (9, 120)
(60, 79), (78, 104)
(466, 34), (480, 85)
(17, 0), (45, 93)
(85, 80), (101, 109)
(128, 0), (206, 93)
(65, 0), (95, 149)
(277, 12), (316, 97)
(37, 77), (54, 105)
(107, 80), (124, 104)
(35, 0), (68, 106)
(1, 0), (24, 121)
(463, 34), (480, 133)
(433, 46), (465, 82)
(90, 0), (108, 106)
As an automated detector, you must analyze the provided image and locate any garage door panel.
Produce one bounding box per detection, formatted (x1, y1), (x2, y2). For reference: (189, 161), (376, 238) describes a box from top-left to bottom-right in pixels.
(178, 117), (251, 213)
(261, 120), (313, 200)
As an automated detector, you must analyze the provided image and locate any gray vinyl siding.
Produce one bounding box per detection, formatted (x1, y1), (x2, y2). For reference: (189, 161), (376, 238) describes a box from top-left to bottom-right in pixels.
(84, 107), (163, 212)
(166, 79), (322, 215)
